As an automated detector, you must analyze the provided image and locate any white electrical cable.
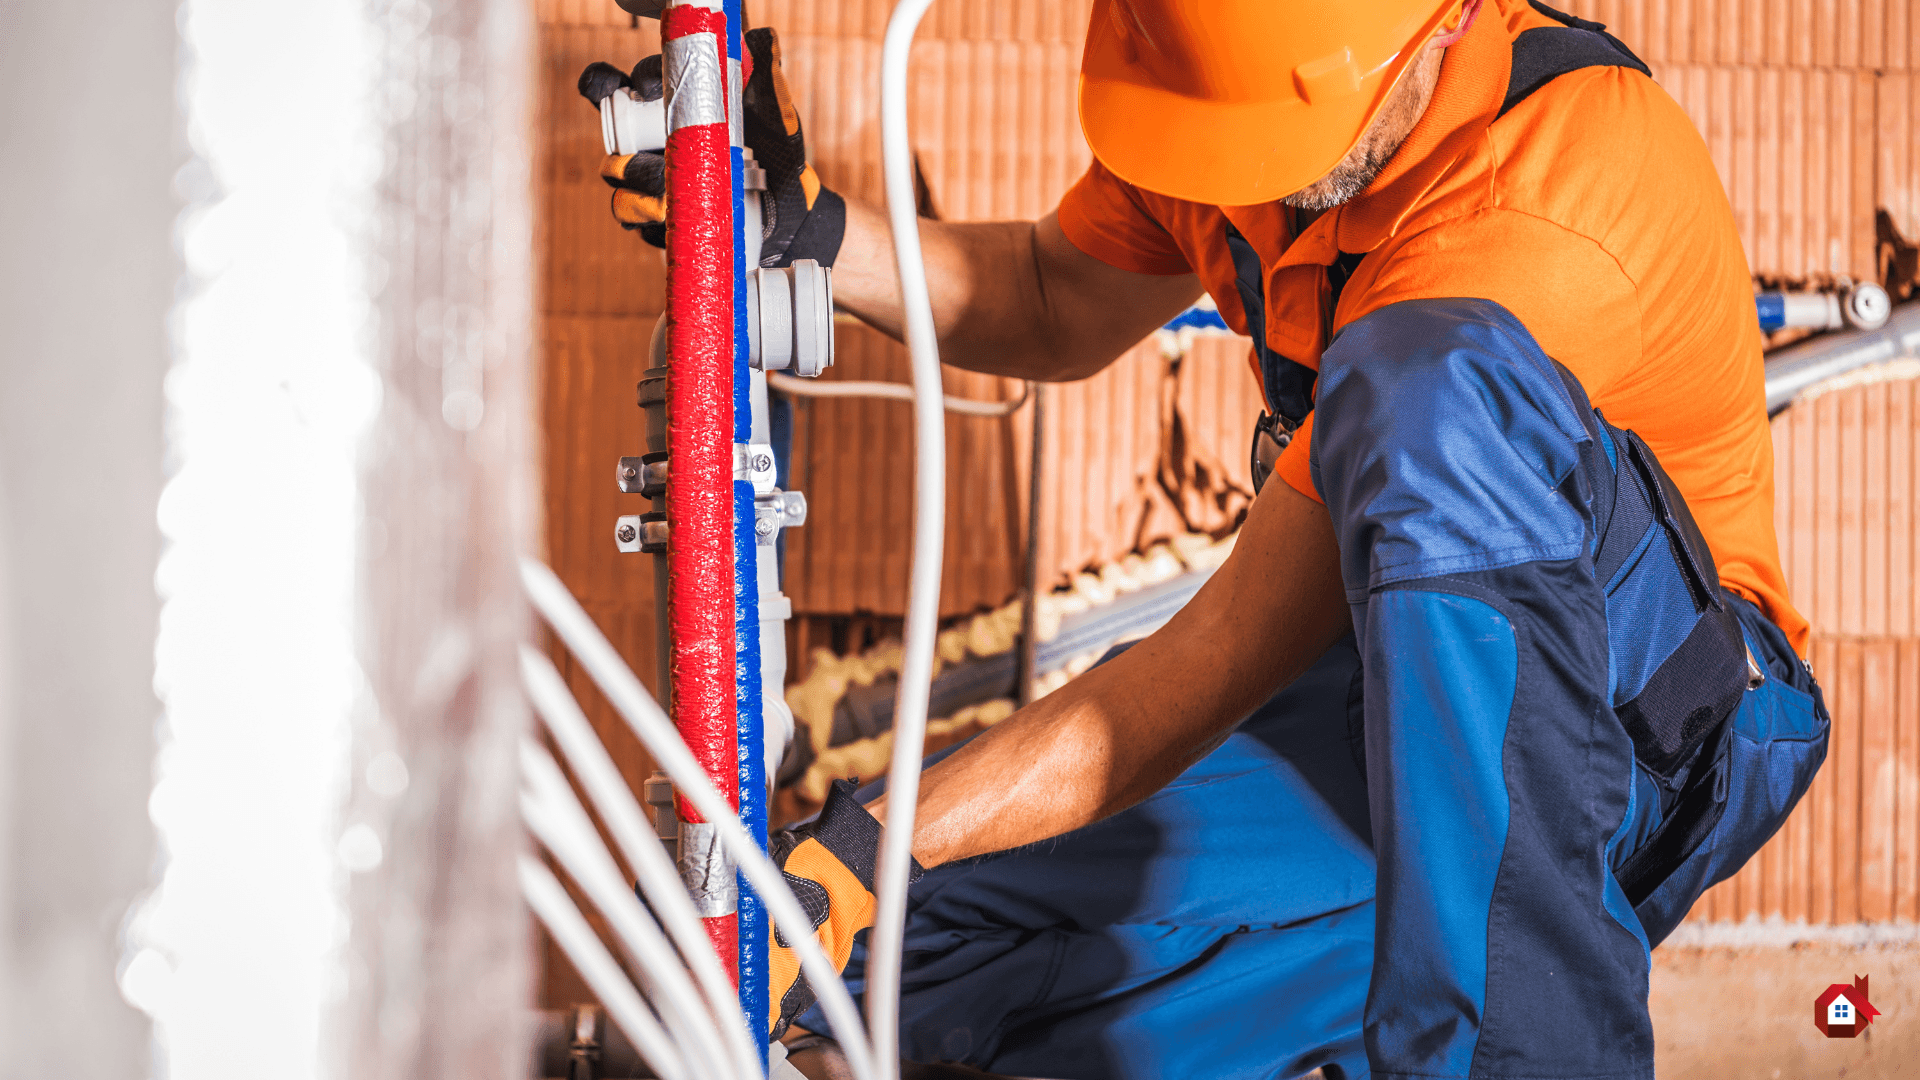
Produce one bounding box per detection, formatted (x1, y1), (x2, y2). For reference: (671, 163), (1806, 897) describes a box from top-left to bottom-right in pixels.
(531, 7), (959, 1073)
(520, 558), (882, 1080)
(872, 0), (948, 1073)
(768, 371), (1032, 418)
(519, 739), (753, 1080)
(519, 647), (763, 1080)
(520, 822), (730, 1080)
(521, 787), (732, 1080)
(520, 856), (692, 1080)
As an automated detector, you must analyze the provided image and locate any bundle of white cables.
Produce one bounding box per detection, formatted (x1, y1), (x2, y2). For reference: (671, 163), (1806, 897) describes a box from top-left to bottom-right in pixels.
(521, 559), (880, 1080)
(516, 3), (949, 1076)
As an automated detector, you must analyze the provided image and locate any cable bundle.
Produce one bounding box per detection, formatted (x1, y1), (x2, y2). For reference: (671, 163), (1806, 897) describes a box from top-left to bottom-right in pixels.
(519, 560), (881, 1080)
(517, 1), (949, 1075)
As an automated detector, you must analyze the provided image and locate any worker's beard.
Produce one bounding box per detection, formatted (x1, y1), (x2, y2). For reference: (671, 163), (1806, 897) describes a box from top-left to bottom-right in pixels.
(1282, 138), (1400, 212)
(1283, 46), (1444, 212)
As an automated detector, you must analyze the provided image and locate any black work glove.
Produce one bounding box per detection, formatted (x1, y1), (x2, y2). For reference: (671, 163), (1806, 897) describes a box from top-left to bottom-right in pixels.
(766, 780), (922, 1041)
(576, 27), (847, 267)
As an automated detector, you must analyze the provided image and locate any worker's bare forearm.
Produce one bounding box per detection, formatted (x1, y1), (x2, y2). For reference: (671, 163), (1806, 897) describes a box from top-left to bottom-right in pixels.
(831, 198), (1201, 382)
(828, 200), (1021, 363)
(871, 481), (1351, 867)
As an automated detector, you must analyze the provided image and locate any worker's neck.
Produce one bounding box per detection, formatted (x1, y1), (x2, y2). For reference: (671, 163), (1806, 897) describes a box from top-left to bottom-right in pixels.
(1290, 205), (1329, 234)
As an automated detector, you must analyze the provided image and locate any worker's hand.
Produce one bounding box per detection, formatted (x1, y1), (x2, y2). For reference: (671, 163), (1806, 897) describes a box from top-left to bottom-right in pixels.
(738, 27), (847, 267)
(767, 780), (920, 1040)
(576, 27), (846, 267)
(578, 54), (668, 246)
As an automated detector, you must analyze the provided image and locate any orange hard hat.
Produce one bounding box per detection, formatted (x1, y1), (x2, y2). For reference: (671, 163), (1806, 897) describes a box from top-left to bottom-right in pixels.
(1079, 0), (1467, 206)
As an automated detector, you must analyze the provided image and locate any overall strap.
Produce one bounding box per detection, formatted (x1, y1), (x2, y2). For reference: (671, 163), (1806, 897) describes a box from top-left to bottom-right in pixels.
(1502, 1), (1652, 119)
(1237, 3), (1651, 422)
(1227, 222), (1318, 425)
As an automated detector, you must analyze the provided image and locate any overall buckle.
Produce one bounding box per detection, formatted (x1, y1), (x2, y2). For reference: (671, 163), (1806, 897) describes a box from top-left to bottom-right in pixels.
(1249, 410), (1299, 494)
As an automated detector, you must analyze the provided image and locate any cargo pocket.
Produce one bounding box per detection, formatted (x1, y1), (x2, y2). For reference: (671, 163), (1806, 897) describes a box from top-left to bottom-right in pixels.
(1607, 431), (1752, 777)
(1595, 422), (1755, 909)
(1630, 602), (1829, 943)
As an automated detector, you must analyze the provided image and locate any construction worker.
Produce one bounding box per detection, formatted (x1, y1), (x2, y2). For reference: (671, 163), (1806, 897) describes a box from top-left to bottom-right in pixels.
(583, 1), (1830, 1076)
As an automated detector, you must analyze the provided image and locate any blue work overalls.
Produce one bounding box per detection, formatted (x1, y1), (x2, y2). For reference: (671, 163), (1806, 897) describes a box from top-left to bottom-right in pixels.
(799, 299), (1828, 1079)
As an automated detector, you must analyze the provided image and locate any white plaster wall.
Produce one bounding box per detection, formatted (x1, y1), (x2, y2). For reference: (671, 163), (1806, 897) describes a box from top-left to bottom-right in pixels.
(0, 0), (177, 1073)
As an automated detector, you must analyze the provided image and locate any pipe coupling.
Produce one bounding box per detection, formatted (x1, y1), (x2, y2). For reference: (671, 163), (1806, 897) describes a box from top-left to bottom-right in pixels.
(747, 260), (835, 377)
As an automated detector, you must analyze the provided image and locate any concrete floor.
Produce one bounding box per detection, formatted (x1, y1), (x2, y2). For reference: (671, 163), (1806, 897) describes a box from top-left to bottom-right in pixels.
(776, 940), (1920, 1079)
(1651, 940), (1919, 1078)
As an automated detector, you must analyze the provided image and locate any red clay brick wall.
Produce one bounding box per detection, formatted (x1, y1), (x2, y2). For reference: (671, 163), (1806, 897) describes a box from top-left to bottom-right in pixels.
(531, 0), (1920, 935)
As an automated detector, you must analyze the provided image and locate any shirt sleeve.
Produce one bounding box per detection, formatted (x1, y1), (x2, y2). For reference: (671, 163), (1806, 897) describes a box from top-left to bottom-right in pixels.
(1056, 159), (1195, 276)
(1272, 207), (1644, 507)
(1347, 208), (1644, 400)
(1273, 413), (1323, 504)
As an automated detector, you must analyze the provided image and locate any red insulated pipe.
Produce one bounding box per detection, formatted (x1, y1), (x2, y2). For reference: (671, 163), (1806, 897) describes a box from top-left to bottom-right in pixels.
(662, 0), (739, 976)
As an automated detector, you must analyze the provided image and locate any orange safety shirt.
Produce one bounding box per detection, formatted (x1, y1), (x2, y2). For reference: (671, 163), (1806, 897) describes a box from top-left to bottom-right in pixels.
(1057, 0), (1808, 654)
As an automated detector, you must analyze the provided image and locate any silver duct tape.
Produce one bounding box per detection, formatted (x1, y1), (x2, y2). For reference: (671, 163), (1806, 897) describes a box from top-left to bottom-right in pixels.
(676, 822), (738, 917)
(664, 33), (725, 134)
(729, 56), (744, 148)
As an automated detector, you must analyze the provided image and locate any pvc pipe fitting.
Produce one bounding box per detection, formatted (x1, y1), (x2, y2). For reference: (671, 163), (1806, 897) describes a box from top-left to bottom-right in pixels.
(746, 260), (834, 377)
(1757, 282), (1892, 332)
(600, 90), (667, 156)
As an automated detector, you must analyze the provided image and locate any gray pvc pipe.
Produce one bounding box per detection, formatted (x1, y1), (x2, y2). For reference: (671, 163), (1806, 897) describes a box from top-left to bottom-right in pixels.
(1765, 300), (1920, 415)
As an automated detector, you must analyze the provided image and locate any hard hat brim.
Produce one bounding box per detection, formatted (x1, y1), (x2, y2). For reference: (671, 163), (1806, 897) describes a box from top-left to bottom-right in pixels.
(1078, 2), (1459, 207)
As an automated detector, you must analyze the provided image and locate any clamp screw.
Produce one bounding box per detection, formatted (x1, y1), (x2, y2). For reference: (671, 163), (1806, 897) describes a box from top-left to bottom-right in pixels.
(616, 523), (638, 544)
(753, 453), (774, 474)
(754, 515), (777, 540)
(621, 465), (639, 481)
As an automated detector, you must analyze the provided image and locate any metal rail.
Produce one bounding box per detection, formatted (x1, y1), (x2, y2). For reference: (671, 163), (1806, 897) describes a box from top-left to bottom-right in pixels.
(1765, 300), (1920, 415)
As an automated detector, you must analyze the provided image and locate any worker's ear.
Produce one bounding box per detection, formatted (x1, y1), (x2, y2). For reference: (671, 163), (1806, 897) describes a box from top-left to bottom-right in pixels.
(1430, 0), (1481, 48)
